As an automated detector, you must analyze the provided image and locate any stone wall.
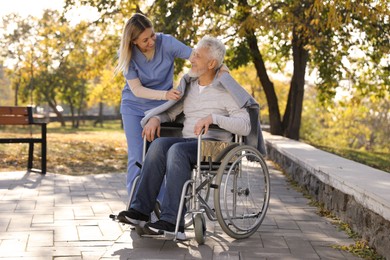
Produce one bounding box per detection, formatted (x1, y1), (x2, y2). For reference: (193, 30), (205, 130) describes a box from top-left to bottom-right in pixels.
(266, 138), (390, 259)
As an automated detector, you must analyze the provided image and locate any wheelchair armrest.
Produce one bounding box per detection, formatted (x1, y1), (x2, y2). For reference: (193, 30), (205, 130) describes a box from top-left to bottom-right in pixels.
(199, 124), (242, 145)
(208, 124), (223, 131)
(160, 123), (222, 131)
(160, 122), (184, 129)
(199, 124), (232, 135)
(160, 122), (183, 138)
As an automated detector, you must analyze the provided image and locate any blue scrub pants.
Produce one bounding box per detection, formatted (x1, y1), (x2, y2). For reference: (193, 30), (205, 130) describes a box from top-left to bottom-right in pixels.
(122, 113), (165, 201)
(122, 114), (143, 195)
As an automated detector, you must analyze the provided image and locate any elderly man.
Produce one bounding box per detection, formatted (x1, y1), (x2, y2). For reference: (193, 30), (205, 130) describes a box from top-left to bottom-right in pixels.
(121, 36), (251, 239)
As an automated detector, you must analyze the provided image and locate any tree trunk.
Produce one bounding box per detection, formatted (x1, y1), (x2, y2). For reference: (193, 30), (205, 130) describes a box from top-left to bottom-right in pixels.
(14, 81), (19, 106)
(236, 0), (283, 135)
(246, 33), (283, 135)
(94, 101), (104, 127)
(76, 90), (86, 129)
(48, 101), (65, 127)
(282, 28), (309, 140)
(69, 102), (76, 128)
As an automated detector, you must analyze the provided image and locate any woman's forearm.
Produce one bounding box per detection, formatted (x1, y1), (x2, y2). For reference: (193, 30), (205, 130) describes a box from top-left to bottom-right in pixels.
(128, 78), (167, 100)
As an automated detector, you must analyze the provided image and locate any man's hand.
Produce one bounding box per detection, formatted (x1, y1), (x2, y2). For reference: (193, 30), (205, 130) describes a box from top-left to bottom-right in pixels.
(142, 117), (161, 142)
(165, 89), (181, 100)
(194, 115), (213, 136)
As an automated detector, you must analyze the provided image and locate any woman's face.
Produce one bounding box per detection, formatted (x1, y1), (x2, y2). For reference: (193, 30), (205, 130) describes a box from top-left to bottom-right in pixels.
(133, 27), (156, 52)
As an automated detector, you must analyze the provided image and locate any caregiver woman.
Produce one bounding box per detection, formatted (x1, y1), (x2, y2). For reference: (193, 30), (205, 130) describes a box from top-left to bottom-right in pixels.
(115, 13), (192, 195)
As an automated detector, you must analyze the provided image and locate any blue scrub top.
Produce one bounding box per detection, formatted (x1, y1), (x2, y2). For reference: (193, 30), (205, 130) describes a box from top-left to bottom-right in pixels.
(120, 33), (192, 116)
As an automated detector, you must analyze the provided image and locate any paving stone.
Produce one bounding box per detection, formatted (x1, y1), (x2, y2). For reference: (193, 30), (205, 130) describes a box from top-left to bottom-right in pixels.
(261, 235), (288, 248)
(0, 201), (17, 211)
(0, 161), (364, 260)
(0, 218), (10, 232)
(71, 195), (90, 204)
(54, 196), (73, 206)
(285, 237), (318, 255)
(7, 215), (33, 231)
(77, 225), (103, 241)
(54, 226), (79, 242)
(99, 221), (124, 240)
(274, 219), (300, 230)
(27, 230), (54, 247)
(54, 208), (75, 220)
(31, 213), (54, 224)
(213, 248), (240, 260)
(239, 247), (291, 258)
(81, 250), (107, 260)
(91, 203), (112, 215)
(15, 200), (36, 211)
(73, 206), (95, 218)
(295, 220), (325, 232)
(35, 198), (55, 209)
(314, 245), (349, 259)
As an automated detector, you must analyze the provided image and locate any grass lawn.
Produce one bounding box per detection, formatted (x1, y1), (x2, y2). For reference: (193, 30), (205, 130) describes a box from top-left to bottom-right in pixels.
(311, 144), (390, 173)
(0, 120), (128, 175)
(1, 120), (389, 175)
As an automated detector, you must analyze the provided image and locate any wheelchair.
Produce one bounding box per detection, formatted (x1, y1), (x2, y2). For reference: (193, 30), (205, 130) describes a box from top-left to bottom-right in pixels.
(111, 122), (270, 245)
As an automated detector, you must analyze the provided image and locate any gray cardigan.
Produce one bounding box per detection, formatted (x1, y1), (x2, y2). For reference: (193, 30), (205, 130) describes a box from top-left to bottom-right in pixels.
(140, 73), (266, 155)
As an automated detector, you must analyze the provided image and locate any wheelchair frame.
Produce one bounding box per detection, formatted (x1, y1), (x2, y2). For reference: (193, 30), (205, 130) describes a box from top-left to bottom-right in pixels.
(121, 124), (271, 244)
(174, 130), (270, 244)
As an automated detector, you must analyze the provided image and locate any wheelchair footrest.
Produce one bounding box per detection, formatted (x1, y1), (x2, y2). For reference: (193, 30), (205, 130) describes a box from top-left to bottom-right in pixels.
(142, 233), (174, 240)
(142, 232), (188, 241)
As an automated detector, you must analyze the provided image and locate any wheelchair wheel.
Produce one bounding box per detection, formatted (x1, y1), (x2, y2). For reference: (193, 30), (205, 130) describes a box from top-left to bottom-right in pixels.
(214, 143), (239, 162)
(214, 145), (270, 239)
(193, 213), (206, 245)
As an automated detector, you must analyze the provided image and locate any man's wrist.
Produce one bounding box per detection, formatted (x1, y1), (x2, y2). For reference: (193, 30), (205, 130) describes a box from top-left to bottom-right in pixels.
(151, 116), (161, 123)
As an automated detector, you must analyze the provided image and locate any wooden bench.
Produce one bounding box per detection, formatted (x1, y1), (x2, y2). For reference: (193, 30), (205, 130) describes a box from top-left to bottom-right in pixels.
(0, 106), (47, 174)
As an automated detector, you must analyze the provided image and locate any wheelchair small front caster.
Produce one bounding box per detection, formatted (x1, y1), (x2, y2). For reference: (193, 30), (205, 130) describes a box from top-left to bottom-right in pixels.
(193, 213), (206, 245)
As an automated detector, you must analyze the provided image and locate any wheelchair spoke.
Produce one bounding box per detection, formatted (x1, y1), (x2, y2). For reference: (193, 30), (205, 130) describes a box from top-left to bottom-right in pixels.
(214, 145), (270, 239)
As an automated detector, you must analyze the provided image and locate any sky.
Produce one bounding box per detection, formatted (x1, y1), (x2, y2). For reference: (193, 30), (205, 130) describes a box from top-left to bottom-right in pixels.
(0, 0), (100, 25)
(0, 0), (100, 69)
(0, 0), (65, 18)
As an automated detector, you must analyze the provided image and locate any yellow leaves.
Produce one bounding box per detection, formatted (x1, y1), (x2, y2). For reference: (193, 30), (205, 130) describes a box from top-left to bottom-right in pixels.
(310, 19), (320, 26)
(326, 4), (339, 29)
(313, 0), (323, 11)
(119, 1), (138, 17)
(87, 66), (121, 108)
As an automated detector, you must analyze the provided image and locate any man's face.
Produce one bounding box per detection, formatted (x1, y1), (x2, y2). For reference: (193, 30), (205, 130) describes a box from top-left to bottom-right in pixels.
(188, 46), (211, 77)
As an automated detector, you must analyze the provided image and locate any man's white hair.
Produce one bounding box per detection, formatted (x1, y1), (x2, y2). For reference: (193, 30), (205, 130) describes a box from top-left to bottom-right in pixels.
(197, 36), (226, 68)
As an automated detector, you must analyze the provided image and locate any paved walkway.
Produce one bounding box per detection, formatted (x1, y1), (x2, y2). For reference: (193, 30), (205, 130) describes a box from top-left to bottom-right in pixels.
(0, 161), (361, 259)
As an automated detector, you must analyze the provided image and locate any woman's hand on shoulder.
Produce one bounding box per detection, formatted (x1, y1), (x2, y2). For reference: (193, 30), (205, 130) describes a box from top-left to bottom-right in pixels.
(165, 89), (182, 100)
